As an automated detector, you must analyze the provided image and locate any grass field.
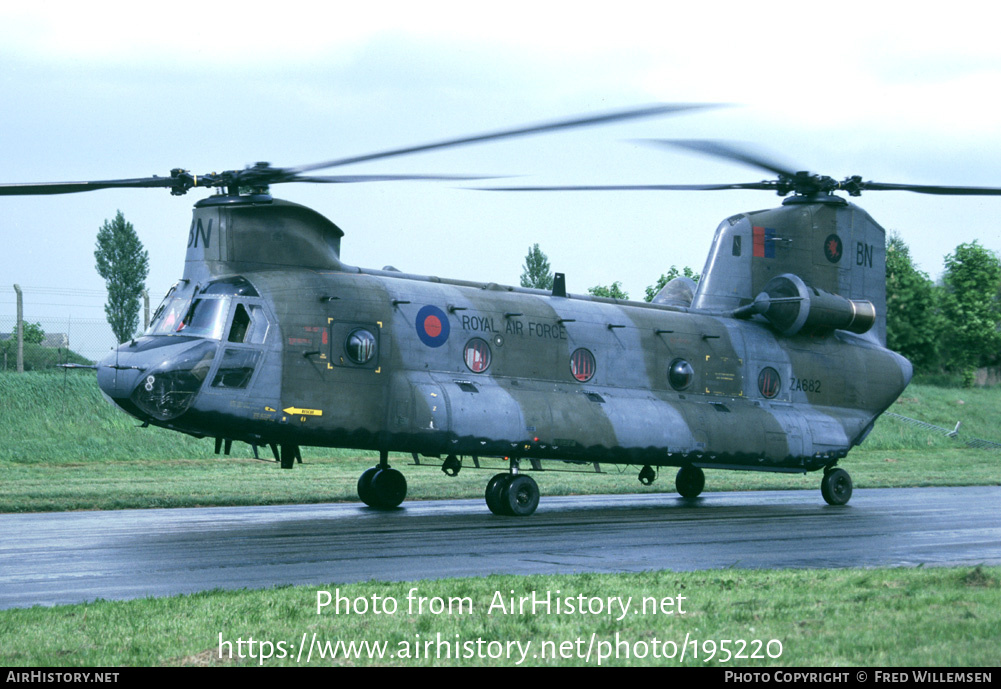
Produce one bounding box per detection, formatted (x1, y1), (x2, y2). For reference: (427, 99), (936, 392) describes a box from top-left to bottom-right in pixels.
(1, 371), (999, 512)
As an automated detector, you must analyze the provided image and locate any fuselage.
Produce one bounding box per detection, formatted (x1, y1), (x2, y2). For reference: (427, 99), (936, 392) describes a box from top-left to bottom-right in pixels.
(98, 263), (912, 474)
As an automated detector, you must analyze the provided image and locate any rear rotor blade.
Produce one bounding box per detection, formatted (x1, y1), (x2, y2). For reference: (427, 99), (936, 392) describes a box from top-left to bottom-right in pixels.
(477, 182), (777, 192)
(851, 181), (1001, 196)
(289, 103), (722, 174)
(639, 139), (798, 178)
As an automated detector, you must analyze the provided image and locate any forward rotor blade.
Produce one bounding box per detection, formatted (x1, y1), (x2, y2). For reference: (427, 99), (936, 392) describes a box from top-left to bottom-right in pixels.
(639, 139), (798, 178)
(291, 173), (501, 184)
(0, 177), (178, 196)
(289, 103), (721, 174)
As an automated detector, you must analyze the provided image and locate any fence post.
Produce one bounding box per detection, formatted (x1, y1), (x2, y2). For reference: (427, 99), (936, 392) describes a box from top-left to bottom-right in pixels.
(14, 284), (23, 373)
(143, 290), (150, 331)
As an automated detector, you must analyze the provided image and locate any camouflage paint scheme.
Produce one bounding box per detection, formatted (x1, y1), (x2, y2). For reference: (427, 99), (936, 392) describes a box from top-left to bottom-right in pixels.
(97, 191), (912, 511)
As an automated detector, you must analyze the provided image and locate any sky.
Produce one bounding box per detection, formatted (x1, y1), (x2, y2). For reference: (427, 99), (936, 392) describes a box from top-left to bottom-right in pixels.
(3, 1), (1001, 354)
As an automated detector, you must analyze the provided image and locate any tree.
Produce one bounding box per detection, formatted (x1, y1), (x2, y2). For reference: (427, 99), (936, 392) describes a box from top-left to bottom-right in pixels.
(94, 210), (150, 343)
(588, 282), (629, 300)
(939, 241), (1001, 386)
(11, 321), (45, 345)
(644, 265), (701, 302)
(520, 244), (553, 290)
(884, 232), (941, 373)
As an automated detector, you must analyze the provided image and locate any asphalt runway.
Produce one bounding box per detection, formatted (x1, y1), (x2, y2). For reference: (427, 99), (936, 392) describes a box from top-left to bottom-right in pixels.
(2, 486), (999, 609)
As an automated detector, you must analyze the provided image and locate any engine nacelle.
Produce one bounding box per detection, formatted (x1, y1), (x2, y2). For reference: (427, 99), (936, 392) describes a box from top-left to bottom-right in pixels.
(754, 273), (876, 336)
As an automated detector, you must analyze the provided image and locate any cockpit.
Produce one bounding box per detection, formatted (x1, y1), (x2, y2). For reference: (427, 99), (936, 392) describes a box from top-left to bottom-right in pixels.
(99, 275), (273, 424)
(147, 276), (269, 345)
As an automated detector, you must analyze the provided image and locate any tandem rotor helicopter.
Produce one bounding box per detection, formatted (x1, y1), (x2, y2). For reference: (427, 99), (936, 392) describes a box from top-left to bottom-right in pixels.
(5, 104), (1000, 516)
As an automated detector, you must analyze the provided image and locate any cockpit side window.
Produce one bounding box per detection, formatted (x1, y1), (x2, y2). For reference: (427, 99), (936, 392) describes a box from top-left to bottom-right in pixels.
(227, 303), (269, 344)
(229, 304), (251, 343)
(211, 348), (262, 389)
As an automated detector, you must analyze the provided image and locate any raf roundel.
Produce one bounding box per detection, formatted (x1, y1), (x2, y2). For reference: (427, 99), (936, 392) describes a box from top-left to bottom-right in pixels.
(415, 305), (450, 347)
(824, 233), (843, 263)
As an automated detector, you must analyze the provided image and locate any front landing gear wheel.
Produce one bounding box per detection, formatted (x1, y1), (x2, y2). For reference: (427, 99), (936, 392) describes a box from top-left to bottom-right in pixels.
(358, 467), (408, 508)
(821, 467), (852, 506)
(676, 466), (705, 499)
(503, 475), (540, 516)
(485, 473), (540, 516)
(485, 473), (512, 515)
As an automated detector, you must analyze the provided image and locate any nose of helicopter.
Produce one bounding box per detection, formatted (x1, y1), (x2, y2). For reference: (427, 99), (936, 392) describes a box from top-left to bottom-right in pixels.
(97, 338), (217, 421)
(96, 346), (148, 405)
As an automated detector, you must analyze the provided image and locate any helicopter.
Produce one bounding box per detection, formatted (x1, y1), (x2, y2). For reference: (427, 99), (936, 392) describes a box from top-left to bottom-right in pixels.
(5, 104), (999, 516)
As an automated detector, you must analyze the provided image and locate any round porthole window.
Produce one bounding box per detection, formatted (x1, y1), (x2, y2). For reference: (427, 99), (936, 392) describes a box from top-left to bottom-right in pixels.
(464, 338), (491, 373)
(570, 348), (596, 382)
(758, 367), (781, 399)
(668, 358), (694, 391)
(345, 328), (377, 365)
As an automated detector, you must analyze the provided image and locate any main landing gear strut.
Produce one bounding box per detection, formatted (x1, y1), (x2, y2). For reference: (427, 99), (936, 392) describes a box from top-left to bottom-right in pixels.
(485, 460), (540, 516)
(358, 450), (408, 509)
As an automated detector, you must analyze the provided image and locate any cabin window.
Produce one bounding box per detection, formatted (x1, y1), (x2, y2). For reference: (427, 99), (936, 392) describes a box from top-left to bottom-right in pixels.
(345, 328), (377, 365)
(732, 235), (742, 256)
(464, 338), (491, 373)
(758, 367), (781, 399)
(668, 358), (694, 391)
(570, 348), (596, 383)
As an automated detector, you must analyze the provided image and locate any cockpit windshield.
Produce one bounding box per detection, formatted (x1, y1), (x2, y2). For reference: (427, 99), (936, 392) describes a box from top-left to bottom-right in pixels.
(148, 296), (231, 340)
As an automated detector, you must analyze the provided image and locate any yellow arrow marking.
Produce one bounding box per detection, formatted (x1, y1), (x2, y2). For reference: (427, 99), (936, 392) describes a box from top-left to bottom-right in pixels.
(283, 407), (322, 416)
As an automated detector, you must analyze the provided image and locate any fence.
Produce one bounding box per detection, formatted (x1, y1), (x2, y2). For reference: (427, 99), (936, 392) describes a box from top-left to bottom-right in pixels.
(0, 285), (148, 370)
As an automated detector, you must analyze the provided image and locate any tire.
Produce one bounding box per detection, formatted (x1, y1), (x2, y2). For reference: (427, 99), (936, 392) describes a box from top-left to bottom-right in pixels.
(485, 473), (512, 515)
(676, 465), (705, 499)
(370, 468), (408, 509)
(821, 468), (852, 506)
(357, 466), (380, 506)
(503, 475), (540, 517)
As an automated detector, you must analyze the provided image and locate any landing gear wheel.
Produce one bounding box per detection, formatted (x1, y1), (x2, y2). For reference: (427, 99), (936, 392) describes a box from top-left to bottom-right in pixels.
(676, 466), (705, 499)
(485, 473), (512, 515)
(357, 466), (379, 506)
(359, 467), (408, 508)
(503, 475), (540, 517)
(821, 467), (852, 506)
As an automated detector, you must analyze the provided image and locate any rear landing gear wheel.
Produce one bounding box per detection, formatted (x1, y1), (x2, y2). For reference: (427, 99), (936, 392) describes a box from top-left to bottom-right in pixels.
(358, 466), (408, 508)
(821, 467), (852, 506)
(358, 467), (379, 506)
(676, 465), (705, 499)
